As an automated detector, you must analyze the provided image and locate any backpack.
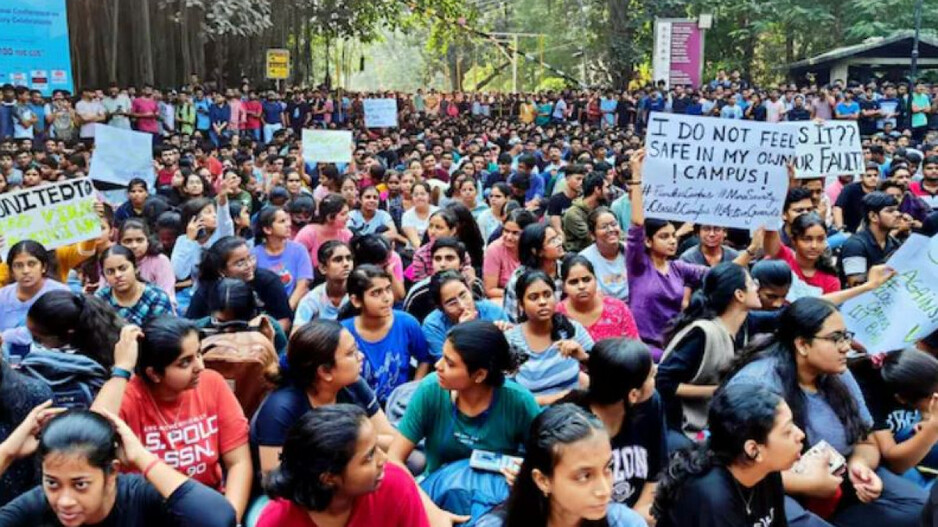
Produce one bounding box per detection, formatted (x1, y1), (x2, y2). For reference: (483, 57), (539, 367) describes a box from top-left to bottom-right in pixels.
(18, 350), (108, 410)
(200, 315), (280, 419)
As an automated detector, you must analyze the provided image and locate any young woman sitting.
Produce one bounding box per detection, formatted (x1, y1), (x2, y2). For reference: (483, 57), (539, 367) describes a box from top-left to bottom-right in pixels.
(652, 383), (804, 527)
(257, 405), (428, 527)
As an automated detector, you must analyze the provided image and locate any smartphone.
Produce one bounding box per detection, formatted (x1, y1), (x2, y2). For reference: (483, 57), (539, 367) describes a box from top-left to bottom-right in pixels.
(793, 440), (846, 475)
(469, 450), (523, 473)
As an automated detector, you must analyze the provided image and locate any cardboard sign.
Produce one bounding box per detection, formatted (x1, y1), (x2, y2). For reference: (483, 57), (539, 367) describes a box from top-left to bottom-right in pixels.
(0, 178), (101, 259)
(642, 112), (793, 229)
(301, 130), (352, 163)
(790, 120), (864, 178)
(843, 234), (938, 354)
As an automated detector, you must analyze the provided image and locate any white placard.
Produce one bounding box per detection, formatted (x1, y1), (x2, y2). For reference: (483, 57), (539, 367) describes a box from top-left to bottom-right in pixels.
(88, 124), (155, 187)
(301, 130), (353, 163)
(789, 120), (864, 178)
(641, 112), (794, 229)
(363, 98), (399, 128)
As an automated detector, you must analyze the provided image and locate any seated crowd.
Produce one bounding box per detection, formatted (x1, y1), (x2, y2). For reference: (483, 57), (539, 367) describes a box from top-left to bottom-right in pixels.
(3, 78), (938, 527)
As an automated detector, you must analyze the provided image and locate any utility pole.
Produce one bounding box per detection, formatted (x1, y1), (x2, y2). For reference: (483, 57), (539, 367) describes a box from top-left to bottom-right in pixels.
(488, 32), (543, 93)
(911, 0), (924, 81)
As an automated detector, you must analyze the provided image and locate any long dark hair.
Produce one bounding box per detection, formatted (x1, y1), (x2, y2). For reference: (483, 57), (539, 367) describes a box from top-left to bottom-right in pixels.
(515, 269), (575, 341)
(584, 338), (652, 407)
(338, 264), (391, 319)
(254, 205), (282, 245)
(28, 291), (121, 368)
(503, 404), (610, 527)
(879, 348), (938, 405)
(445, 201), (485, 268)
(198, 236), (249, 284)
(789, 213), (837, 275)
(726, 297), (868, 448)
(652, 383), (782, 521)
(665, 262), (748, 344)
(264, 404), (368, 511)
(137, 316), (199, 381)
(118, 218), (163, 257)
(447, 320), (526, 387)
(286, 319), (345, 389)
(518, 223), (554, 269)
(6, 240), (52, 278)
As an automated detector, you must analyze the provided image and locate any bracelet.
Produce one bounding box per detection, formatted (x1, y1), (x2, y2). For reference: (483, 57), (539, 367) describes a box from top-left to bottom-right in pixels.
(111, 367), (132, 380)
(142, 458), (160, 479)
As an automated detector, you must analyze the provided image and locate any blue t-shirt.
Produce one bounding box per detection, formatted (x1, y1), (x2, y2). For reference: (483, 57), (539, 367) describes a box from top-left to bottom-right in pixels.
(342, 311), (431, 404)
(422, 301), (507, 359)
(836, 101), (860, 118)
(193, 98), (211, 130)
(251, 378), (379, 446)
(252, 241), (313, 297)
(727, 354), (872, 455)
(262, 101), (285, 125)
(348, 209), (393, 236)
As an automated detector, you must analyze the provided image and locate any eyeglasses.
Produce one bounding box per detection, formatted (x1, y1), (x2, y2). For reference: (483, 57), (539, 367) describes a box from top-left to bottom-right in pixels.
(596, 222), (619, 232)
(546, 235), (564, 247)
(231, 254), (257, 270)
(814, 331), (855, 346)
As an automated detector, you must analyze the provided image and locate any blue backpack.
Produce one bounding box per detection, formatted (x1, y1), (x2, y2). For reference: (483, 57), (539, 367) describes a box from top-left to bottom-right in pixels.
(420, 459), (510, 526)
(18, 350), (108, 409)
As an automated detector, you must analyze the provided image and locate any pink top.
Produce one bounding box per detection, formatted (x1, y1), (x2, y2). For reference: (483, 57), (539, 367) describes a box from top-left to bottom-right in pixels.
(256, 464), (428, 527)
(556, 295), (640, 342)
(131, 97), (160, 134)
(294, 223), (354, 268)
(138, 253), (177, 306)
(228, 98), (245, 130)
(482, 238), (519, 289)
(774, 244), (841, 294)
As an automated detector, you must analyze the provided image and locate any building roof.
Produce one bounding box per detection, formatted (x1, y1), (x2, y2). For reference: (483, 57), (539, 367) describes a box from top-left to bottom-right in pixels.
(787, 32), (938, 70)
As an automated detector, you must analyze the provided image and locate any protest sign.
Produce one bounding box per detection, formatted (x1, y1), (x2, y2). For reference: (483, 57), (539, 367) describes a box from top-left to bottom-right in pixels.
(301, 130), (353, 163)
(789, 120), (863, 179)
(0, 178), (101, 260)
(363, 98), (399, 128)
(842, 234), (938, 354)
(88, 124), (156, 188)
(641, 112), (794, 229)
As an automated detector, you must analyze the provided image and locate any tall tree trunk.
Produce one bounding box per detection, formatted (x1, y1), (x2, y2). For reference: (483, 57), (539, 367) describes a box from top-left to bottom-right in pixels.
(138, 0), (154, 85)
(291, 4), (302, 85)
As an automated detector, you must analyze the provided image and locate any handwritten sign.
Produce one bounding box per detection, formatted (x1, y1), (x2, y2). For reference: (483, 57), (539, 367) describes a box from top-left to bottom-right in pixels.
(843, 234), (938, 354)
(363, 98), (399, 128)
(88, 124), (155, 188)
(790, 120), (863, 178)
(301, 130), (352, 163)
(642, 112), (793, 229)
(0, 178), (101, 259)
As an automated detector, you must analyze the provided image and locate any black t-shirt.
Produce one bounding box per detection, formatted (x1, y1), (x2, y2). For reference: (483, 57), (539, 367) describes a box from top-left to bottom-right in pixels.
(834, 182), (870, 233)
(562, 391), (669, 507)
(656, 327), (707, 431)
(839, 229), (899, 279)
(547, 193), (574, 219)
(0, 476), (236, 527)
(788, 107), (811, 121)
(186, 268), (293, 322)
(659, 466), (788, 527)
(858, 99), (880, 136)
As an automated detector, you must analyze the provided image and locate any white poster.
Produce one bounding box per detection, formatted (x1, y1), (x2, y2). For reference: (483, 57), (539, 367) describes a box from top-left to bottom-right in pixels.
(363, 98), (399, 128)
(789, 120), (864, 179)
(88, 124), (155, 187)
(302, 130), (353, 163)
(842, 234), (938, 354)
(641, 112), (793, 229)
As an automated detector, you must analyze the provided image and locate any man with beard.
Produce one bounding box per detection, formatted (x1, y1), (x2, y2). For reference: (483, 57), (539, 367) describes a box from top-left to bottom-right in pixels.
(562, 172), (612, 252)
(910, 155), (938, 210)
(839, 192), (901, 286)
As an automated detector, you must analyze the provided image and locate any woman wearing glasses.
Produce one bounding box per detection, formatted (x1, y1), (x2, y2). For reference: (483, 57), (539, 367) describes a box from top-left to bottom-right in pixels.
(185, 236), (293, 333)
(726, 297), (926, 527)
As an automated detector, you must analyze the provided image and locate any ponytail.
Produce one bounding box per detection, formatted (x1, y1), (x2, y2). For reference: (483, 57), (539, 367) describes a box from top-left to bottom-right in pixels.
(27, 291), (122, 367)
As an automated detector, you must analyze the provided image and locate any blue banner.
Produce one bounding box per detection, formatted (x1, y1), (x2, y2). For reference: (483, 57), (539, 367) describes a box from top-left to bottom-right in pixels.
(0, 1), (73, 96)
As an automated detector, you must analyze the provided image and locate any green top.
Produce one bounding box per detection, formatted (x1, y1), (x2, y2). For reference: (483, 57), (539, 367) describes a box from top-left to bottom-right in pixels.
(397, 373), (541, 475)
(912, 93), (932, 128)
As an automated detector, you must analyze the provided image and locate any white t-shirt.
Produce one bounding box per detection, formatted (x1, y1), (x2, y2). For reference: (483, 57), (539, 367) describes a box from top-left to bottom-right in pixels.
(765, 99), (786, 123)
(401, 205), (438, 244)
(75, 99), (106, 138)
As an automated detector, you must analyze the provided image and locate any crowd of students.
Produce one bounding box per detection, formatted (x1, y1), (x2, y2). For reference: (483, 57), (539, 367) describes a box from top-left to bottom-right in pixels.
(2, 76), (938, 527)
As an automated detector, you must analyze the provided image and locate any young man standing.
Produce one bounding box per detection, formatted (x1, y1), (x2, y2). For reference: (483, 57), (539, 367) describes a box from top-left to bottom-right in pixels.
(910, 155), (938, 211)
(562, 172), (611, 252)
(130, 85), (160, 138)
(548, 164), (585, 233)
(834, 162), (881, 233)
(12, 86), (37, 140)
(102, 83), (132, 130)
(75, 87), (107, 144)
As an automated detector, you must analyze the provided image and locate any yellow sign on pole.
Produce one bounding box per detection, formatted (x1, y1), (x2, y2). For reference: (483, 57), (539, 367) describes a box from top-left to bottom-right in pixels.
(266, 49), (290, 80)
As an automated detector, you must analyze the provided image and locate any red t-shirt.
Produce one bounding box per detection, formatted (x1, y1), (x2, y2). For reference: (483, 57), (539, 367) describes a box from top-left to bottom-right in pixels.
(119, 370), (249, 489)
(256, 464), (428, 527)
(243, 100), (263, 130)
(775, 244), (841, 294)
